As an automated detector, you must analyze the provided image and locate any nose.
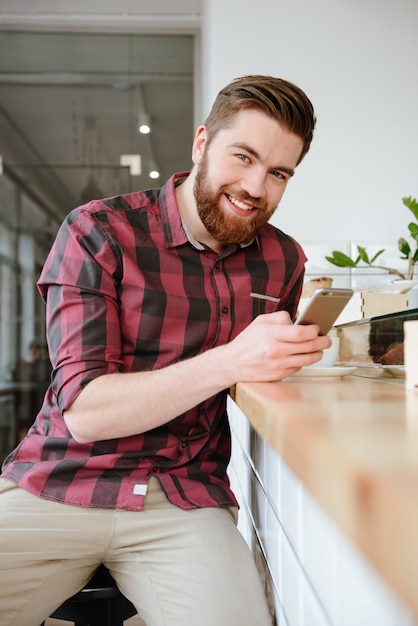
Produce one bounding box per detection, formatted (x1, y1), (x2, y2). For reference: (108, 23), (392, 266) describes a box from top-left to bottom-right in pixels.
(241, 167), (267, 200)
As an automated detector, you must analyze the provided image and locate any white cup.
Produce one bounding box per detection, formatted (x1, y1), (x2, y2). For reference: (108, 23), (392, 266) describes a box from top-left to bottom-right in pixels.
(308, 336), (340, 368)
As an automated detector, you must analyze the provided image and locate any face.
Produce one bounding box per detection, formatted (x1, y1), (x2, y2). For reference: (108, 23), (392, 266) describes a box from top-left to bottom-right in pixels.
(192, 108), (304, 246)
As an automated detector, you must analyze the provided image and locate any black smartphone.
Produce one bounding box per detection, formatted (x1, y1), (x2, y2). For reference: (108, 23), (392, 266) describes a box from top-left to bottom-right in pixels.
(295, 287), (354, 335)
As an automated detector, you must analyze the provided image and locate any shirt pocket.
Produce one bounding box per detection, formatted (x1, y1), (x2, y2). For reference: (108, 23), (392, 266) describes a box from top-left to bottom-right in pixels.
(249, 291), (282, 316)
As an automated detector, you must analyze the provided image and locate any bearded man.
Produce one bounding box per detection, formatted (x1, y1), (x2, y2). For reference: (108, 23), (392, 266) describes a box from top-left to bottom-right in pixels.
(0, 75), (330, 626)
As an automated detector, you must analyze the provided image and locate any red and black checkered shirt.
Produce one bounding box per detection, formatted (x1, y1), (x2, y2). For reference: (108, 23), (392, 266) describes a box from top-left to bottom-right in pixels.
(1, 173), (306, 510)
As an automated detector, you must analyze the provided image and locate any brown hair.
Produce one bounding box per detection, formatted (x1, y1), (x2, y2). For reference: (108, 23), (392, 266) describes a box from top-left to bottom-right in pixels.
(204, 75), (316, 164)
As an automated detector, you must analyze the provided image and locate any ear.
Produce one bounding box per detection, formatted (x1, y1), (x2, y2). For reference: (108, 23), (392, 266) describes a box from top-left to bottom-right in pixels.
(191, 125), (207, 165)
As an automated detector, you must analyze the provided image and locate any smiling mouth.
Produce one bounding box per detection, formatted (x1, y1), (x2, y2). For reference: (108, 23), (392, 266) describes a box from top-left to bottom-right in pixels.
(225, 193), (255, 212)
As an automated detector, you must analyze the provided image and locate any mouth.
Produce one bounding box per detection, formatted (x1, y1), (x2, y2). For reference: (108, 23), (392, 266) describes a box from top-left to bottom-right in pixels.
(225, 193), (256, 215)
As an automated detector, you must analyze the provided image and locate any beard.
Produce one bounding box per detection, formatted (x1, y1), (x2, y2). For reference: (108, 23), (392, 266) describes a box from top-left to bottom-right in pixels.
(193, 154), (275, 246)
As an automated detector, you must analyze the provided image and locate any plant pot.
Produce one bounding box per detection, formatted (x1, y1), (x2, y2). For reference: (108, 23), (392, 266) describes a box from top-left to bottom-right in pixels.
(390, 279), (418, 309)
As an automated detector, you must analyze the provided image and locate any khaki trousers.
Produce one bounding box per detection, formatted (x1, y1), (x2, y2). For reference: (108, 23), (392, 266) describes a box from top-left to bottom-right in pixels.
(0, 477), (272, 626)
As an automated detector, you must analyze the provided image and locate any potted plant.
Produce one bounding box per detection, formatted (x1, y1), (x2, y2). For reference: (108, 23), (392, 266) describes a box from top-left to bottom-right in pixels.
(325, 196), (418, 280)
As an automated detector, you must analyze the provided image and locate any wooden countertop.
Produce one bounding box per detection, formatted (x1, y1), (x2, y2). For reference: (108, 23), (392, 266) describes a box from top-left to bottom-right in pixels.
(231, 369), (418, 618)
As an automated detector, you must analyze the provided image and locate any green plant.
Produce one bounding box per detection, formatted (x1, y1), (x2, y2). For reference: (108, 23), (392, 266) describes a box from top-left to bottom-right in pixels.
(326, 196), (418, 280)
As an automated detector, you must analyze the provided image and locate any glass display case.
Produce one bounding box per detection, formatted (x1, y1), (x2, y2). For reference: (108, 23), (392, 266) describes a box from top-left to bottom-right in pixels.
(336, 308), (418, 367)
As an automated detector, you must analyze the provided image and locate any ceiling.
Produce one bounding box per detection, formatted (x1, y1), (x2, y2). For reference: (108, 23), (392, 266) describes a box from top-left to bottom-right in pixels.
(0, 29), (195, 226)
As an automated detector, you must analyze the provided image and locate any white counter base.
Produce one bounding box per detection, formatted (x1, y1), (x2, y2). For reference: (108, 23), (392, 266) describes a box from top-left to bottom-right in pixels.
(227, 397), (415, 626)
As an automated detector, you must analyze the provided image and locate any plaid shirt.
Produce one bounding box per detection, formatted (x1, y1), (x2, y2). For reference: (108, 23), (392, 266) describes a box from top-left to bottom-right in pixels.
(2, 173), (306, 510)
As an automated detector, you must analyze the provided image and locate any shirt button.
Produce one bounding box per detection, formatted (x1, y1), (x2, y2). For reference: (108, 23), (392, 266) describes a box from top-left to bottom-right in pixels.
(151, 466), (158, 473)
(215, 262), (220, 270)
(221, 306), (229, 314)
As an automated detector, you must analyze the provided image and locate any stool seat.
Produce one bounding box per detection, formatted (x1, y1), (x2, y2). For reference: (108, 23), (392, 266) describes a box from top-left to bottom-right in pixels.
(43, 564), (137, 626)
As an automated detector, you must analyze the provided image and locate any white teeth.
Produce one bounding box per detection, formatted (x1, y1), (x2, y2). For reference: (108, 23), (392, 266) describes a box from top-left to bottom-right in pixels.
(227, 194), (253, 211)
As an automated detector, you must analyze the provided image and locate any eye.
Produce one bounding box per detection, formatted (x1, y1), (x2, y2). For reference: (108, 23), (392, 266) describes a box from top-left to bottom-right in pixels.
(236, 153), (250, 163)
(270, 170), (286, 180)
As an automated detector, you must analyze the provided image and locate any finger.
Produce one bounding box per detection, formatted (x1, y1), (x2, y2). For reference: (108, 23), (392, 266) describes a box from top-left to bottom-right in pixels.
(259, 310), (293, 326)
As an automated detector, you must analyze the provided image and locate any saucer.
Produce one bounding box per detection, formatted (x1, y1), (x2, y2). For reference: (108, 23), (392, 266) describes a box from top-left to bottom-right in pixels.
(287, 366), (358, 380)
(381, 365), (405, 379)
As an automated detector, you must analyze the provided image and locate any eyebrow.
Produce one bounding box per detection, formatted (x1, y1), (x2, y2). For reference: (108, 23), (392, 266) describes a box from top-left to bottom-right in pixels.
(228, 142), (295, 177)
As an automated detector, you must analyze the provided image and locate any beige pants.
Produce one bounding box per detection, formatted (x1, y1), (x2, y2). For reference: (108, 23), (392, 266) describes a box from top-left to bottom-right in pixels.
(0, 477), (272, 626)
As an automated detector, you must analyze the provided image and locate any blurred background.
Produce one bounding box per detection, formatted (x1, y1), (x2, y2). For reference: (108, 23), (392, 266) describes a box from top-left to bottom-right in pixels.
(0, 30), (194, 222)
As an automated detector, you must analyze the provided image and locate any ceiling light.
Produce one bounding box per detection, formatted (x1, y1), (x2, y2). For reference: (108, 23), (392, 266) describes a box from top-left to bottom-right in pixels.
(149, 161), (160, 179)
(138, 112), (151, 134)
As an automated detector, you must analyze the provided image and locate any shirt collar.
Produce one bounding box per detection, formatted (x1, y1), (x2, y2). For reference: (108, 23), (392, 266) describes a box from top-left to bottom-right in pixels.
(159, 172), (190, 249)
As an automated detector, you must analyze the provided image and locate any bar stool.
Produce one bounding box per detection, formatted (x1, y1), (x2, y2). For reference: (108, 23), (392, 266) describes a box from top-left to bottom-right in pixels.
(42, 564), (137, 626)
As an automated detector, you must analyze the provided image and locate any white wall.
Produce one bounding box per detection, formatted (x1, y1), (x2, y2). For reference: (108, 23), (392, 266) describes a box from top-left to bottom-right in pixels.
(200, 0), (418, 246)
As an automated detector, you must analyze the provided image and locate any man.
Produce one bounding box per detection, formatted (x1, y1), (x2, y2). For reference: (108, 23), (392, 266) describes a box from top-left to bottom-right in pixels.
(0, 75), (330, 626)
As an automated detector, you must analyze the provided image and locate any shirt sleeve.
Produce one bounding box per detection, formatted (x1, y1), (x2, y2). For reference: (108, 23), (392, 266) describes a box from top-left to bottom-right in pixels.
(275, 230), (307, 321)
(38, 205), (124, 414)
(285, 267), (305, 321)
